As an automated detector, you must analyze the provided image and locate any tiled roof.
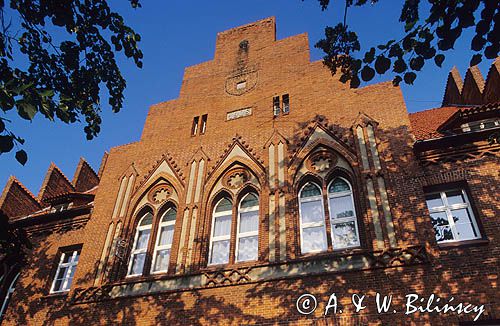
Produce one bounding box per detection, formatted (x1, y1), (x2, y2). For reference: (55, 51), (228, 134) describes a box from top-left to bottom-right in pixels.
(409, 106), (462, 141)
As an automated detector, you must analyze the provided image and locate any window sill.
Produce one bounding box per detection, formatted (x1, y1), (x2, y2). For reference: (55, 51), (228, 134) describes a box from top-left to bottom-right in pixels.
(437, 238), (489, 249)
(40, 291), (69, 301)
(297, 246), (366, 262)
(203, 259), (261, 272)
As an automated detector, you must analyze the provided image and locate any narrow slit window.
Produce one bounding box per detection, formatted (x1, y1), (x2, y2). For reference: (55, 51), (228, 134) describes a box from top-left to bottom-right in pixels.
(273, 96), (280, 117)
(282, 94), (290, 114)
(201, 114), (208, 134)
(192, 116), (199, 136)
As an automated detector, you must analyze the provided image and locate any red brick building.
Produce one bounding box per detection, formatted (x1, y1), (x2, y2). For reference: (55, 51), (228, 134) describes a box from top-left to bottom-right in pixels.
(1, 17), (499, 325)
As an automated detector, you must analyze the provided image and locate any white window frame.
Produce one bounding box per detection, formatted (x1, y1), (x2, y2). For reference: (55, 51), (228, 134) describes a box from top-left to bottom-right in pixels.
(327, 177), (360, 249)
(298, 182), (328, 254)
(208, 198), (233, 265)
(50, 250), (80, 293)
(127, 213), (153, 277)
(151, 208), (177, 274)
(0, 273), (19, 319)
(235, 193), (259, 263)
(426, 188), (481, 243)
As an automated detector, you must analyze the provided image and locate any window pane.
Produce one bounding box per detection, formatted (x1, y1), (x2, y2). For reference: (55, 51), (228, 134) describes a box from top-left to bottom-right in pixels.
(240, 193), (258, 209)
(140, 212), (153, 226)
(446, 190), (465, 205)
(56, 266), (68, 281)
(300, 183), (321, 198)
(239, 211), (259, 233)
(74, 251), (80, 262)
(162, 208), (177, 222)
(430, 212), (453, 242)
(62, 253), (71, 264)
(237, 236), (258, 261)
(332, 221), (359, 248)
(53, 279), (63, 292)
(210, 240), (230, 264)
(158, 225), (174, 246)
(301, 200), (324, 224)
(302, 226), (327, 253)
(213, 215), (231, 237)
(215, 198), (232, 213)
(451, 209), (477, 240)
(154, 249), (171, 272)
(136, 229), (151, 250)
(130, 253), (146, 275)
(425, 193), (443, 209)
(329, 178), (350, 193)
(329, 195), (355, 219)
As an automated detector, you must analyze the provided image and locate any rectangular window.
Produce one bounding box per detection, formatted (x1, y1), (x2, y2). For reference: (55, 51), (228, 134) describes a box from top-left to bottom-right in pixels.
(50, 249), (80, 293)
(209, 214), (231, 265)
(200, 114), (208, 134)
(282, 94), (290, 114)
(273, 96), (280, 117)
(191, 116), (199, 136)
(425, 188), (481, 243)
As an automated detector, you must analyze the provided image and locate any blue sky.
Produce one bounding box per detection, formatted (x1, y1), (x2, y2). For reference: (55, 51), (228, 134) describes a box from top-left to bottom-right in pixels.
(0, 0), (493, 195)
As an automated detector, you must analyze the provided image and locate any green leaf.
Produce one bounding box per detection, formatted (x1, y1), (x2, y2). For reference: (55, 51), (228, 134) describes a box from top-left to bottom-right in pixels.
(39, 89), (54, 97)
(410, 56), (424, 71)
(375, 55), (391, 74)
(393, 59), (407, 73)
(470, 53), (482, 66)
(434, 54), (445, 67)
(0, 118), (4, 133)
(16, 100), (38, 120)
(363, 47), (375, 64)
(15, 150), (28, 165)
(361, 66), (375, 81)
(392, 75), (403, 86)
(404, 72), (417, 85)
(0, 135), (14, 153)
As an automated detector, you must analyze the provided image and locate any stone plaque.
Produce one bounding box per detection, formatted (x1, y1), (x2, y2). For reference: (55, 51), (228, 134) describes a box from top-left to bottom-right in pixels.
(227, 107), (252, 121)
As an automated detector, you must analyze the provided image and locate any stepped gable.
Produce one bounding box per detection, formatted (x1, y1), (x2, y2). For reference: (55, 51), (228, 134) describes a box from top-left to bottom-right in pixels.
(442, 57), (500, 106)
(37, 163), (75, 205)
(72, 158), (99, 192)
(0, 176), (41, 219)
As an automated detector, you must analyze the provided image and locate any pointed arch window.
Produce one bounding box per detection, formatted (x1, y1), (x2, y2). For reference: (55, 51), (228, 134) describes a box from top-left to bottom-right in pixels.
(298, 182), (328, 253)
(0, 273), (19, 320)
(327, 177), (360, 249)
(152, 207), (177, 273)
(209, 198), (233, 265)
(127, 211), (153, 276)
(236, 193), (259, 262)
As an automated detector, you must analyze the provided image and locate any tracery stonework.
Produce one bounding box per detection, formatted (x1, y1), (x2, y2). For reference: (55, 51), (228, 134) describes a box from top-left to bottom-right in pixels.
(148, 184), (173, 204)
(307, 151), (337, 173)
(223, 168), (250, 189)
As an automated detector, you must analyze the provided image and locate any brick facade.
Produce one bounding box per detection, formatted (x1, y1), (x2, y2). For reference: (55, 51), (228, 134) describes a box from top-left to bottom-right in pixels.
(1, 17), (499, 325)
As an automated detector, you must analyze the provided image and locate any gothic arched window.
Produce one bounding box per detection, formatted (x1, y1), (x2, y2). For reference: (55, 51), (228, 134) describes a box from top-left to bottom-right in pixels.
(298, 182), (328, 253)
(127, 211), (153, 276)
(209, 197), (233, 265)
(327, 177), (360, 249)
(152, 207), (177, 273)
(236, 193), (259, 262)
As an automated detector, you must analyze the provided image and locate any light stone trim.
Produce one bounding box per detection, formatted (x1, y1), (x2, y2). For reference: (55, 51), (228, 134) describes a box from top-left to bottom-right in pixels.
(268, 144), (275, 189)
(119, 174), (135, 218)
(94, 223), (115, 286)
(356, 126), (370, 170)
(176, 208), (190, 273)
(186, 161), (197, 205)
(367, 178), (385, 250)
(366, 124), (381, 171)
(277, 142), (285, 188)
(193, 159), (205, 203)
(278, 192), (286, 261)
(185, 207), (198, 269)
(268, 194), (276, 262)
(377, 176), (397, 247)
(112, 177), (127, 219)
